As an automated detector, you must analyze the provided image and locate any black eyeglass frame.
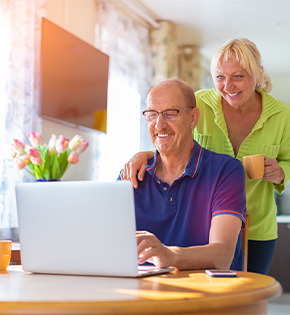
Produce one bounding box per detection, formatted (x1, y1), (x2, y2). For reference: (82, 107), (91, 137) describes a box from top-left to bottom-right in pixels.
(142, 106), (194, 122)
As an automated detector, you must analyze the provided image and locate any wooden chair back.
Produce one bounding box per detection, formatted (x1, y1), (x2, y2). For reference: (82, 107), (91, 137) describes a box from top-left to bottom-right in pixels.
(242, 214), (250, 271)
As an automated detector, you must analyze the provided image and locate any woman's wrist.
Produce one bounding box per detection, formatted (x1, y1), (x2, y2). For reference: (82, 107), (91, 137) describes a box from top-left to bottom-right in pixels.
(275, 167), (285, 185)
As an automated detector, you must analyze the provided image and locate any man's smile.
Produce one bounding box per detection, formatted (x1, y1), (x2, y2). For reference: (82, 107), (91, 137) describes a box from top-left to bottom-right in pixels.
(157, 133), (170, 138)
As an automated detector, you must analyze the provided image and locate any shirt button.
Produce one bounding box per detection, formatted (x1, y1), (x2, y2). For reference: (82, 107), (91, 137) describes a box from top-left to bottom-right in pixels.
(163, 187), (167, 191)
(169, 197), (173, 202)
(157, 181), (161, 184)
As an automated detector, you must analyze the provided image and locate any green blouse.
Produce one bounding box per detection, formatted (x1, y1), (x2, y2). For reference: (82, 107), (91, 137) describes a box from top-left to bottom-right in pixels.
(194, 89), (290, 241)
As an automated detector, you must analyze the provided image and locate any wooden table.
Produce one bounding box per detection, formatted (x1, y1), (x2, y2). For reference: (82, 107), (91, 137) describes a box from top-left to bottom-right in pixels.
(0, 265), (282, 315)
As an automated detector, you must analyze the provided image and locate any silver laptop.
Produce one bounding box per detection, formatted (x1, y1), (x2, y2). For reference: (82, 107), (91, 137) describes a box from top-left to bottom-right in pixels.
(15, 180), (174, 277)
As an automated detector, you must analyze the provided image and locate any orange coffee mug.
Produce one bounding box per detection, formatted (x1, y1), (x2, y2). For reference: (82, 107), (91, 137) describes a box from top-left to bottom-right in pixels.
(0, 240), (12, 271)
(243, 154), (264, 179)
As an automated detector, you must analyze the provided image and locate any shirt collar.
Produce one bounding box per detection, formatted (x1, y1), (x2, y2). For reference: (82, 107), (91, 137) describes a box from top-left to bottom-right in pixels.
(145, 140), (204, 179)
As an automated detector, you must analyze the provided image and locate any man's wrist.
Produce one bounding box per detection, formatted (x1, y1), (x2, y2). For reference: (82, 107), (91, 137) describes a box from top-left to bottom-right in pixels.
(168, 246), (182, 268)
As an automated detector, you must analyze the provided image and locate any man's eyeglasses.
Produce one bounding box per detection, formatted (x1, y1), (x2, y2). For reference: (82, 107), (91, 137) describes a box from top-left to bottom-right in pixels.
(143, 107), (194, 122)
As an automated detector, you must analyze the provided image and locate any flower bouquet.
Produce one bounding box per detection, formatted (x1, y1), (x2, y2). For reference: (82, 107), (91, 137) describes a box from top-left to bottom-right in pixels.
(10, 132), (89, 181)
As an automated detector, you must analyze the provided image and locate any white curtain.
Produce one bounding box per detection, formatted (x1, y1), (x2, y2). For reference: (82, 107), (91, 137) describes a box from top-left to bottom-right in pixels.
(0, 0), (45, 239)
(96, 0), (153, 181)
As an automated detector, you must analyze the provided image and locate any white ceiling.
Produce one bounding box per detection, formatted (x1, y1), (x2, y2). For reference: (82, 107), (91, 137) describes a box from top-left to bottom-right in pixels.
(136, 0), (290, 102)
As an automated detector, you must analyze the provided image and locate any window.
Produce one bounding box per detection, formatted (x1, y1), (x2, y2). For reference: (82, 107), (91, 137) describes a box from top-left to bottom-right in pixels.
(96, 0), (153, 181)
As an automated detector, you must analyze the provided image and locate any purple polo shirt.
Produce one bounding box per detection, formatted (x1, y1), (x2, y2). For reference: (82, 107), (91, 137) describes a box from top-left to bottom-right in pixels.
(119, 140), (247, 270)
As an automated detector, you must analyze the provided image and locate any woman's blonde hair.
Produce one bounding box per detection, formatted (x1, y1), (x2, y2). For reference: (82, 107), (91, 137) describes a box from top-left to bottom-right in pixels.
(211, 38), (272, 93)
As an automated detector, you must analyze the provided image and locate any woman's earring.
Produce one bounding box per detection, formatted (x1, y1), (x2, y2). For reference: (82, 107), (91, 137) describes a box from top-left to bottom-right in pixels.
(257, 83), (260, 89)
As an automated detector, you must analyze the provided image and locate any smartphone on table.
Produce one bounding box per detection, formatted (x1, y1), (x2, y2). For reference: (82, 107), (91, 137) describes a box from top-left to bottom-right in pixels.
(205, 269), (237, 277)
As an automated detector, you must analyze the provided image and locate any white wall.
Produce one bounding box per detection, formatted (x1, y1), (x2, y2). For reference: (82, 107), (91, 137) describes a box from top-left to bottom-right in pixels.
(45, 0), (97, 46)
(270, 74), (290, 106)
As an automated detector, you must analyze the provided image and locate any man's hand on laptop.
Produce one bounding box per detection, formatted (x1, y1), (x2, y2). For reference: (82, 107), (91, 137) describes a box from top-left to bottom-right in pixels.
(136, 231), (176, 268)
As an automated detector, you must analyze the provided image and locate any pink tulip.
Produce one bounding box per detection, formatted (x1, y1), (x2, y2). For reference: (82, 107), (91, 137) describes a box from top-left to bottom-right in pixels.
(56, 135), (69, 153)
(69, 135), (83, 151)
(30, 156), (42, 165)
(12, 132), (89, 180)
(27, 131), (42, 147)
(15, 156), (30, 169)
(76, 140), (89, 155)
(49, 147), (57, 155)
(48, 134), (56, 150)
(28, 148), (41, 159)
(67, 152), (79, 164)
(11, 139), (25, 155)
(24, 145), (31, 155)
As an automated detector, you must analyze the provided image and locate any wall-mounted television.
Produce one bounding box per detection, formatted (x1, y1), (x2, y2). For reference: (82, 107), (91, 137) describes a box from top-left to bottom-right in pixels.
(40, 18), (109, 133)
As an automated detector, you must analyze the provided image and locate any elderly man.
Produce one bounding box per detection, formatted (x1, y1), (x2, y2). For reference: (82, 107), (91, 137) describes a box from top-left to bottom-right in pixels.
(120, 78), (246, 271)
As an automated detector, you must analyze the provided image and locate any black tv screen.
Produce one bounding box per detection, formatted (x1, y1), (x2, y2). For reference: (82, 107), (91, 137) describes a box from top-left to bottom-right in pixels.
(40, 18), (109, 132)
